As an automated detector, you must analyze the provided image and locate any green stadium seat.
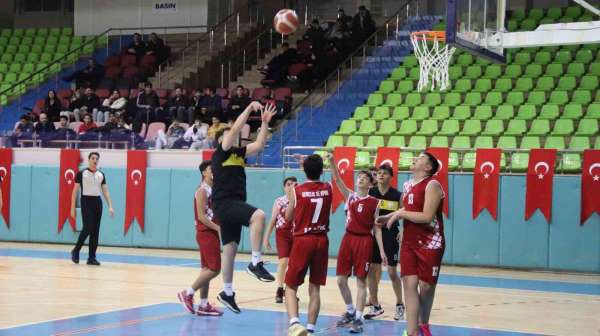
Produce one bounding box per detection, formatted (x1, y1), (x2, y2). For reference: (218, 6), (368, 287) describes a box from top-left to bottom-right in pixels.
(456, 54), (473, 66)
(523, 64), (543, 78)
(411, 106), (429, 120)
(390, 67), (407, 80)
(506, 91), (525, 106)
(365, 93), (383, 107)
(556, 76), (576, 90)
(383, 93), (402, 107)
(544, 136), (566, 149)
(442, 92), (461, 107)
(399, 151), (414, 170)
(8, 36), (20, 46)
(438, 119), (460, 136)
(497, 136), (517, 149)
(49, 28), (60, 37)
(471, 136), (492, 148)
(580, 75), (598, 90)
(481, 119), (504, 136)
(0, 63), (8, 73)
(396, 80), (414, 94)
(504, 119), (528, 136)
(8, 63), (21, 73)
(514, 77), (533, 92)
(586, 103), (600, 118)
(337, 120), (357, 135)
(40, 53), (53, 63)
(571, 90), (592, 105)
(549, 91), (569, 105)
(521, 136), (541, 149)
(514, 52), (532, 65)
(430, 136), (449, 147)
(507, 19), (519, 32)
(483, 91), (503, 106)
(448, 66), (463, 80)
(473, 105), (493, 120)
(377, 80), (395, 93)
(325, 134), (344, 148)
(452, 79), (472, 93)
(0, 29), (10, 38)
(546, 7), (562, 19)
(4, 44), (17, 54)
(538, 104), (560, 119)
(62, 27), (73, 36)
(567, 62), (585, 76)
(529, 8), (544, 21)
(71, 36), (83, 46)
(376, 119), (397, 135)
(408, 67), (420, 81)
(545, 63), (564, 77)
(396, 119), (417, 135)
(526, 91), (546, 106)
(582, 43), (600, 52)
(554, 50), (572, 64)
(534, 76), (555, 92)
(475, 57), (491, 66)
(596, 138), (600, 150)
(560, 153), (581, 173)
(403, 55), (418, 67)
(451, 106), (471, 120)
(448, 152), (460, 171)
(356, 120), (376, 135)
(569, 136), (590, 149)
(351, 106), (370, 120)
(473, 78), (492, 93)
(494, 105), (514, 120)
(391, 106), (410, 120)
(534, 51), (552, 65)
(520, 18), (537, 31)
(460, 119), (482, 136)
(18, 45), (30, 54)
(483, 65), (502, 79)
(452, 136), (472, 148)
(551, 119), (574, 136)
(505, 64), (522, 79)
(13, 53), (26, 63)
(0, 53), (12, 63)
(559, 16), (575, 23)
(564, 6), (582, 19)
(431, 106), (450, 120)
(372, 106), (390, 121)
(387, 135), (405, 147)
(492, 78), (512, 93)
(563, 103), (584, 119)
(424, 93), (442, 107)
(404, 93), (421, 107)
(354, 151), (370, 168)
(465, 65), (482, 79)
(416, 120), (438, 136)
(512, 9), (526, 21)
(346, 135), (364, 147)
(575, 119), (598, 136)
(575, 49), (594, 64)
(464, 92), (482, 106)
(528, 119), (550, 136)
(12, 28), (24, 37)
(596, 90), (600, 102)
(366, 135), (385, 148)
(408, 136), (427, 150)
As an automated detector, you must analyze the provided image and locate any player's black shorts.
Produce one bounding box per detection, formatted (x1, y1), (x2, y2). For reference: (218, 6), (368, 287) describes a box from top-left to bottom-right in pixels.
(213, 199), (258, 245)
(372, 226), (400, 266)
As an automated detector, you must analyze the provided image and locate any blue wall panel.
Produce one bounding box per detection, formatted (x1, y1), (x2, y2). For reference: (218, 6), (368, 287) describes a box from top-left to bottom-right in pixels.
(0, 165), (31, 241)
(29, 166), (62, 243)
(167, 169), (198, 249)
(98, 168), (132, 247)
(132, 169), (172, 248)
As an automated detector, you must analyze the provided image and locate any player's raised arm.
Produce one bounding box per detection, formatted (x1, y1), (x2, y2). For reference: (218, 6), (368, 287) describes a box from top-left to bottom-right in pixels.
(222, 101), (263, 151)
(330, 154), (352, 200)
(247, 103), (277, 156)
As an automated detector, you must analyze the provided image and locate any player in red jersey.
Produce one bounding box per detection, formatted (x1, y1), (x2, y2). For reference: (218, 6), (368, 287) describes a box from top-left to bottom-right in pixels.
(263, 176), (298, 303)
(331, 161), (386, 334)
(284, 154), (332, 336)
(177, 161), (224, 317)
(377, 152), (444, 336)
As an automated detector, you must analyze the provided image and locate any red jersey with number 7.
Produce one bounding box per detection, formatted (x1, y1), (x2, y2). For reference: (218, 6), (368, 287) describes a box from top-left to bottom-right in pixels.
(292, 181), (333, 236)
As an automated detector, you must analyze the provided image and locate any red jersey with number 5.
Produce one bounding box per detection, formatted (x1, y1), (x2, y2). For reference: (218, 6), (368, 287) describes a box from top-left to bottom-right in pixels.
(292, 181), (333, 236)
(345, 192), (380, 235)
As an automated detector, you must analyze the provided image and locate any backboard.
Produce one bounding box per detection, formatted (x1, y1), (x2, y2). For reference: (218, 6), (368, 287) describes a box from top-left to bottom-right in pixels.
(446, 0), (507, 63)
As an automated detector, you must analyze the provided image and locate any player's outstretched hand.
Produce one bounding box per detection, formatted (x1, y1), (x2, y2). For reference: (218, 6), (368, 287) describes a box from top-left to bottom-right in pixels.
(261, 103), (277, 124)
(248, 101), (264, 112)
(381, 253), (388, 267)
(375, 214), (391, 226)
(108, 207), (114, 218)
(263, 238), (272, 252)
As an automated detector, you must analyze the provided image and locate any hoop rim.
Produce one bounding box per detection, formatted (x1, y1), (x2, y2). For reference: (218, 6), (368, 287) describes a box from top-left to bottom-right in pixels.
(410, 30), (446, 41)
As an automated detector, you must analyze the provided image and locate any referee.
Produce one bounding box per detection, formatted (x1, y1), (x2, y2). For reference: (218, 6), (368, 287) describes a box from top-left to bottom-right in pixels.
(70, 152), (114, 266)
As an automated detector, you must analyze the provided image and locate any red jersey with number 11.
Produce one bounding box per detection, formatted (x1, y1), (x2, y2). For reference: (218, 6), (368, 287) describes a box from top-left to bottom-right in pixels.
(292, 181), (333, 236)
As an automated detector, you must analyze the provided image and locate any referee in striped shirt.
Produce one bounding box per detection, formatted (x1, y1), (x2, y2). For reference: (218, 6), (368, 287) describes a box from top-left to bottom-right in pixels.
(70, 152), (114, 266)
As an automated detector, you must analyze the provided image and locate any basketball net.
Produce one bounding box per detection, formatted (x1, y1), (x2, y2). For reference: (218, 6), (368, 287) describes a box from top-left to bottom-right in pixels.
(410, 31), (456, 92)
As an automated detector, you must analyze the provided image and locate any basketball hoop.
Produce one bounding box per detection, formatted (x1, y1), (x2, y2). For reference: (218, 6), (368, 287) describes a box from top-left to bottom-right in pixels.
(410, 31), (456, 92)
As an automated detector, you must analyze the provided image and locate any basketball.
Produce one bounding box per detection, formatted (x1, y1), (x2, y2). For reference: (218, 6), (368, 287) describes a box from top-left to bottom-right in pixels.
(273, 9), (299, 35)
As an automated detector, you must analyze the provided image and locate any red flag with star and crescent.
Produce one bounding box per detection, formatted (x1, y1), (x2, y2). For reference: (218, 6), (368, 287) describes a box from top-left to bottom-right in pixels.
(0, 148), (12, 227)
(58, 149), (80, 233)
(124, 150), (147, 234)
(375, 147), (400, 188)
(525, 149), (556, 222)
(581, 149), (600, 225)
(472, 148), (502, 220)
(426, 147), (449, 216)
(331, 147), (356, 212)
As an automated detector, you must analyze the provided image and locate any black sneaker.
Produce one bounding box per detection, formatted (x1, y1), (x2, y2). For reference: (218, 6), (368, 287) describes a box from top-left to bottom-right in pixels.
(217, 291), (241, 313)
(87, 259), (101, 266)
(275, 287), (284, 303)
(349, 318), (364, 334)
(336, 311), (355, 327)
(71, 250), (79, 264)
(246, 262), (275, 282)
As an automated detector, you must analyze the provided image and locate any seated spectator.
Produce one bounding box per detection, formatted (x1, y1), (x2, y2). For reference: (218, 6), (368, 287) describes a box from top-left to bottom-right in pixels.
(53, 115), (76, 140)
(206, 116), (227, 145)
(44, 90), (63, 122)
(146, 33), (171, 66)
(99, 90), (128, 122)
(180, 117), (209, 151)
(34, 112), (56, 134)
(261, 42), (298, 86)
(64, 58), (105, 89)
(313, 41), (342, 81)
(166, 87), (191, 124)
(135, 82), (163, 124)
(337, 8), (353, 30)
(304, 19), (326, 54)
(327, 19), (352, 52)
(198, 86), (222, 122)
(125, 33), (147, 63)
(351, 5), (376, 46)
(226, 85), (251, 122)
(155, 118), (186, 149)
(78, 114), (97, 134)
(62, 90), (83, 122)
(11, 114), (34, 147)
(76, 87), (102, 122)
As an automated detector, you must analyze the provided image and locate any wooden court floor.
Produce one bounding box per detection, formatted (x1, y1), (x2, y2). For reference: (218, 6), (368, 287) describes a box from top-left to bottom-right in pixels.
(0, 242), (598, 335)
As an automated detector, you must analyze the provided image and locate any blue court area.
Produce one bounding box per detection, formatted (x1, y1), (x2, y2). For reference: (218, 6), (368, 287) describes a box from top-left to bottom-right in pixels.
(0, 303), (542, 336)
(1, 247), (599, 296)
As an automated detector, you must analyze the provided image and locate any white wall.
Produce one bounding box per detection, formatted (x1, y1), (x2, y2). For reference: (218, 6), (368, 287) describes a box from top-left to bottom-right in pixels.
(74, 0), (208, 36)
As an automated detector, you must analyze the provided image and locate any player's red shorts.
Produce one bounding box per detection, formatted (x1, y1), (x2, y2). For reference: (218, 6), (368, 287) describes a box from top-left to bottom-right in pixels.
(336, 232), (373, 278)
(285, 234), (329, 287)
(196, 229), (221, 272)
(275, 228), (293, 259)
(400, 244), (444, 284)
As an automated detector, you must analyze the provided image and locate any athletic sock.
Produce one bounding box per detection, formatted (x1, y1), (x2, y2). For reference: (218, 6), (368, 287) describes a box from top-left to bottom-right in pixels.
(289, 317), (300, 326)
(346, 303), (356, 315)
(186, 287), (195, 296)
(199, 298), (208, 307)
(355, 311), (363, 320)
(251, 251), (262, 266)
(307, 323), (315, 332)
(224, 283), (233, 296)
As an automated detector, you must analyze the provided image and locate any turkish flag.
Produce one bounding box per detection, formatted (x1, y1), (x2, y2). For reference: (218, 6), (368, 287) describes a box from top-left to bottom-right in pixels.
(58, 149), (80, 233)
(331, 147), (356, 212)
(581, 150), (600, 225)
(427, 147), (449, 216)
(525, 149), (557, 222)
(202, 149), (215, 161)
(0, 148), (12, 227)
(124, 150), (147, 234)
(472, 148), (502, 220)
(375, 147), (400, 188)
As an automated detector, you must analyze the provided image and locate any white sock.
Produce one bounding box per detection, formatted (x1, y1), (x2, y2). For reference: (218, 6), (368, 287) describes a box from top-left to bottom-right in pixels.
(186, 287), (194, 296)
(346, 303), (356, 314)
(307, 323), (315, 331)
(289, 317), (300, 326)
(355, 311), (363, 320)
(251, 251), (262, 266)
(224, 283), (233, 296)
(199, 298), (208, 307)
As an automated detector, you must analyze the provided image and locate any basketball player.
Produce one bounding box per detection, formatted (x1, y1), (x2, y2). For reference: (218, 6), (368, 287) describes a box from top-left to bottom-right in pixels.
(331, 161), (386, 334)
(365, 164), (405, 321)
(177, 161), (223, 316)
(377, 152), (444, 336)
(263, 176), (298, 303)
(212, 101), (277, 313)
(70, 152), (114, 266)
(284, 154), (332, 336)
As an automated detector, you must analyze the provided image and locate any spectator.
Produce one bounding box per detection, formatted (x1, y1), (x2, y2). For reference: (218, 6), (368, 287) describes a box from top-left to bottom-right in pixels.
(135, 82), (162, 124)
(99, 90), (127, 122)
(304, 19), (326, 53)
(64, 59), (105, 89)
(261, 42), (298, 86)
(34, 112), (56, 134)
(206, 116), (227, 145)
(62, 90), (83, 122)
(198, 86), (222, 123)
(125, 33), (147, 63)
(11, 114), (34, 147)
(337, 8), (353, 30)
(155, 118), (186, 149)
(351, 5), (376, 45)
(54, 115), (76, 141)
(78, 114), (98, 134)
(78, 87), (101, 122)
(146, 33), (171, 66)
(313, 41), (341, 81)
(44, 90), (63, 122)
(226, 85), (251, 122)
(181, 117), (209, 150)
(166, 87), (191, 124)
(327, 19), (352, 52)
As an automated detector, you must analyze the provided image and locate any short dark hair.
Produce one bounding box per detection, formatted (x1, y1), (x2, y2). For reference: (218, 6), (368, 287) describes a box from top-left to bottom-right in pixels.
(282, 42), (289, 48)
(214, 127), (230, 142)
(88, 152), (100, 159)
(283, 176), (297, 186)
(303, 154), (323, 180)
(144, 82), (153, 88)
(423, 152), (440, 176)
(199, 160), (211, 175)
(236, 85), (244, 90)
(378, 164), (394, 177)
(59, 115), (68, 121)
(358, 170), (374, 184)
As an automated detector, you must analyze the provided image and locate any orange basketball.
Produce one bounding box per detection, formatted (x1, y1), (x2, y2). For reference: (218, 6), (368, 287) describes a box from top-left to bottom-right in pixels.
(273, 9), (299, 35)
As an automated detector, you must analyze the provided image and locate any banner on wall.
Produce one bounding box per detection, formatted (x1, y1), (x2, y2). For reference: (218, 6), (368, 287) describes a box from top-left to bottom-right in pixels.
(331, 147), (356, 212)
(124, 150), (147, 234)
(426, 147), (449, 216)
(525, 149), (557, 222)
(472, 148), (502, 220)
(375, 147), (400, 188)
(58, 149), (80, 233)
(152, 1), (178, 13)
(0, 148), (12, 227)
(581, 149), (600, 225)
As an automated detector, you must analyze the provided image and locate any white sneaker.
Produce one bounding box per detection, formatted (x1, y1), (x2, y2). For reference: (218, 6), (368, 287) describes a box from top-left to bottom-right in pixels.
(288, 323), (308, 336)
(364, 305), (384, 320)
(394, 303), (405, 320)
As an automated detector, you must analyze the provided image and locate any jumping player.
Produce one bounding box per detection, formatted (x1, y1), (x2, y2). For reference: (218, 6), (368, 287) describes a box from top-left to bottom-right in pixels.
(263, 176), (298, 303)
(365, 164), (405, 321)
(377, 152), (444, 336)
(331, 161), (386, 334)
(284, 154), (332, 336)
(212, 102), (277, 313)
(177, 161), (223, 316)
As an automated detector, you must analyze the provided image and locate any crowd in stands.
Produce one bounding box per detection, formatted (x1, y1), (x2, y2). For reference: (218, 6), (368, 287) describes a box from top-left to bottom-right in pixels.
(260, 6), (376, 90)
